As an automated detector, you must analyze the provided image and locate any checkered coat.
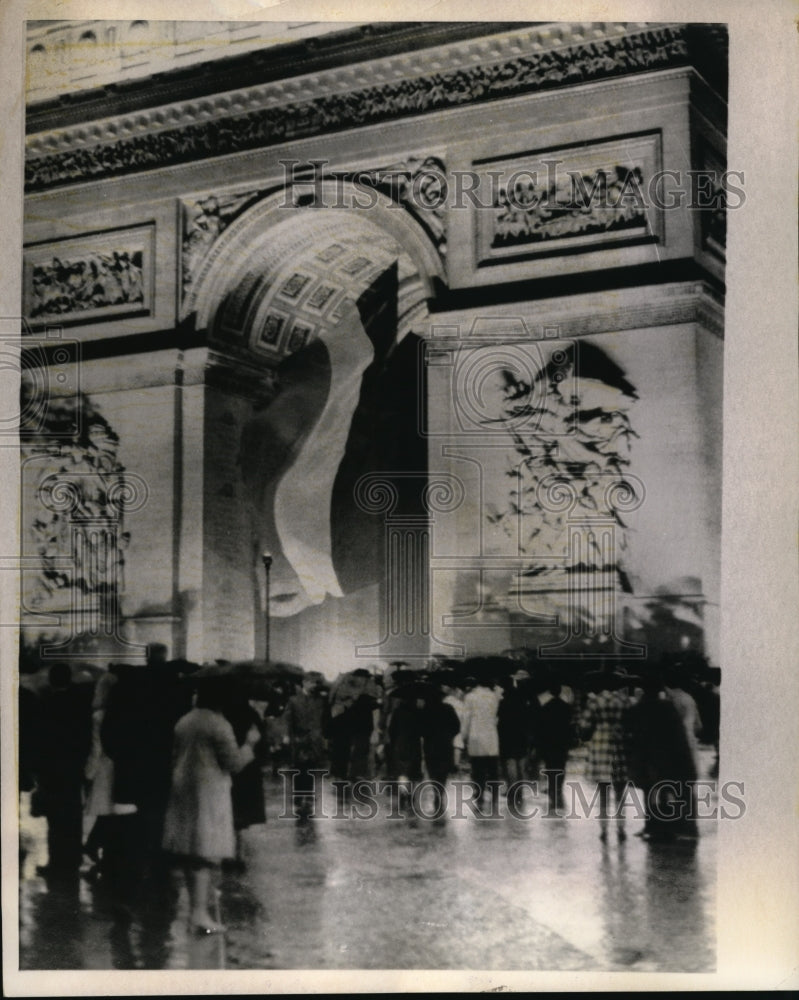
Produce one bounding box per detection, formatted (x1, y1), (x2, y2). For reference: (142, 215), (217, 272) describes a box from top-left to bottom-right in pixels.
(579, 689), (632, 784)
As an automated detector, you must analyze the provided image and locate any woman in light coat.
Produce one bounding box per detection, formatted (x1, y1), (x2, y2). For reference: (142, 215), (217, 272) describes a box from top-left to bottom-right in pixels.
(162, 678), (259, 934)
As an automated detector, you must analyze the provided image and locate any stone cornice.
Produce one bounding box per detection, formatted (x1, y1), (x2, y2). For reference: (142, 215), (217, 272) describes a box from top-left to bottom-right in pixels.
(421, 280), (724, 341)
(25, 22), (721, 194)
(26, 22), (527, 132)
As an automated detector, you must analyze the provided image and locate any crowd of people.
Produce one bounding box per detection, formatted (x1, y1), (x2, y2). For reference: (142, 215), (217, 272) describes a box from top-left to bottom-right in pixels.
(18, 645), (720, 936)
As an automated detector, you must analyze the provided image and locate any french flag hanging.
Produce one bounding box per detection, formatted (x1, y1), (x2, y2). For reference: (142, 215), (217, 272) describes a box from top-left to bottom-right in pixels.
(239, 264), (425, 617)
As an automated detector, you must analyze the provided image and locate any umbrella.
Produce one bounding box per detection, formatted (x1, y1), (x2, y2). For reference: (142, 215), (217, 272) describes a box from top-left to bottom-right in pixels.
(194, 659), (304, 699)
(460, 655), (518, 685)
(390, 677), (440, 701)
(581, 668), (642, 692)
(195, 659), (303, 677)
(165, 658), (202, 676)
(193, 662), (232, 680)
(19, 661), (105, 694)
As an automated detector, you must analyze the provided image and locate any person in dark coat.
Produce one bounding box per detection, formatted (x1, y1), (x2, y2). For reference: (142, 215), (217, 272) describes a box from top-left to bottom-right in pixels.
(625, 675), (699, 842)
(224, 689), (266, 868)
(32, 662), (93, 877)
(420, 687), (461, 822)
(327, 669), (380, 800)
(285, 674), (328, 823)
(388, 689), (423, 788)
(100, 645), (192, 899)
(536, 684), (574, 811)
(497, 672), (535, 785)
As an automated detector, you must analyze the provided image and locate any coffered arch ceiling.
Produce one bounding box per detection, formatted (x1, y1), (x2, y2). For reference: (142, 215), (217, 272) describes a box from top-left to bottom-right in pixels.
(191, 184), (444, 363)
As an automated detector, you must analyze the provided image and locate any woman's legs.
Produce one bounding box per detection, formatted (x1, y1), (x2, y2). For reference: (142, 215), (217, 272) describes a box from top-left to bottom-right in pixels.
(83, 815), (107, 863)
(189, 863), (224, 932)
(544, 753), (567, 810)
(471, 757), (500, 812)
(597, 782), (611, 841)
(598, 781), (627, 841)
(293, 765), (316, 822)
(613, 781), (627, 840)
(504, 757), (520, 787)
(426, 769), (448, 823)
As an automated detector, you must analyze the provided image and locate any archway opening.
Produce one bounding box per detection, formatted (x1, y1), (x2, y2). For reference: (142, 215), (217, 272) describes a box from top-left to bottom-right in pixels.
(195, 203), (438, 673)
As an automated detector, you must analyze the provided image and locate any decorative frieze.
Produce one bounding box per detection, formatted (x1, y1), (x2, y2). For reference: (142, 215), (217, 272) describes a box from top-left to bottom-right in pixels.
(23, 223), (154, 325)
(25, 24), (691, 192)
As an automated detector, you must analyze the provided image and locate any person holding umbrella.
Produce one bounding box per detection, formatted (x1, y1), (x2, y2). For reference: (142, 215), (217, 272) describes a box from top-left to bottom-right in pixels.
(162, 674), (260, 935)
(224, 686), (267, 871)
(82, 668), (120, 873)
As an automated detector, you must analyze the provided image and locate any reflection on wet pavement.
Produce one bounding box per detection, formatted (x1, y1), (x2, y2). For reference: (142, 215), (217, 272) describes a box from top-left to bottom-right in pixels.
(19, 776), (715, 972)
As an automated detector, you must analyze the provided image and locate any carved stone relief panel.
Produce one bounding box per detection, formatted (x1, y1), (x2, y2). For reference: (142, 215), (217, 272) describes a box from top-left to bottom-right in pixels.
(19, 386), (146, 618)
(23, 223), (155, 327)
(474, 133), (663, 268)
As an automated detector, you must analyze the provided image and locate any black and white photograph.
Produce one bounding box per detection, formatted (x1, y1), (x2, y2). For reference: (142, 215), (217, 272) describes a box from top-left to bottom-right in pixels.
(1, 1), (797, 994)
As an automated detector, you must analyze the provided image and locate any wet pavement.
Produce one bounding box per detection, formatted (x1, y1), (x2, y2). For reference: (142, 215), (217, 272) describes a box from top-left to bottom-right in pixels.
(18, 754), (716, 973)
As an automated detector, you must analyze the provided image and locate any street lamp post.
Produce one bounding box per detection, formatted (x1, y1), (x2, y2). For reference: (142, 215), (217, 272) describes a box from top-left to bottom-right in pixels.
(262, 552), (273, 663)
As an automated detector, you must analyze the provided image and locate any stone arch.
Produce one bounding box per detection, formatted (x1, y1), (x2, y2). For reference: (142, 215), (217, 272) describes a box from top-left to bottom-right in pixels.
(181, 182), (444, 666)
(190, 181), (444, 343)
